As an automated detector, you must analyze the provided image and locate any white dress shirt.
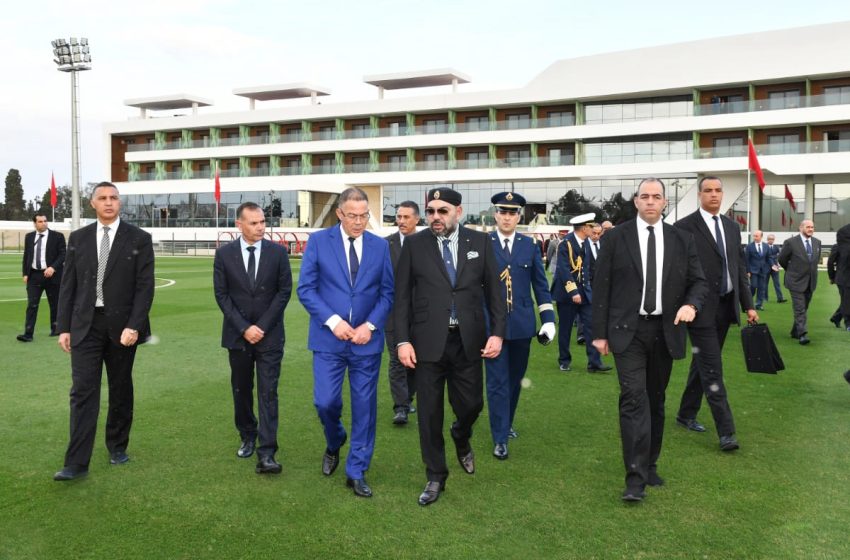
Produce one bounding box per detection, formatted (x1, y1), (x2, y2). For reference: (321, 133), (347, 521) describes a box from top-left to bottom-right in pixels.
(326, 225), (364, 331)
(31, 230), (50, 270)
(636, 216), (664, 315)
(95, 218), (120, 307)
(699, 207), (732, 295)
(239, 237), (262, 278)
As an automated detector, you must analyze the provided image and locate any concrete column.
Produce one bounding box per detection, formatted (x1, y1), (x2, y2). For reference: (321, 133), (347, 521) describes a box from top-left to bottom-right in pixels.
(378, 86), (384, 100)
(452, 78), (458, 93)
(140, 107), (147, 119)
(804, 174), (815, 221)
(192, 102), (198, 115)
(249, 98), (255, 111)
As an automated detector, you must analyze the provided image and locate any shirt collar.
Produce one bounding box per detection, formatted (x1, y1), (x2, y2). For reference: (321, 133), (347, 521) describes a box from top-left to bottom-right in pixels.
(636, 215), (660, 231)
(497, 231), (515, 245)
(698, 207), (720, 222)
(240, 237), (261, 250)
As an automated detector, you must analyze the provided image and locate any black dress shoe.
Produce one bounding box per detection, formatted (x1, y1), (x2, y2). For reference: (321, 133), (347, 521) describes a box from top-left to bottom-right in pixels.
(844, 370), (850, 385)
(256, 454), (282, 474)
(588, 364), (613, 373)
(16, 334), (33, 342)
(777, 298), (787, 303)
(53, 466), (89, 481)
(457, 449), (475, 474)
(830, 314), (843, 328)
(799, 335), (810, 345)
(418, 481), (443, 506)
(49, 331), (59, 337)
(676, 416), (706, 433)
(392, 409), (409, 425)
(109, 451), (129, 465)
(647, 472), (665, 487)
(237, 439), (255, 458)
(755, 305), (764, 311)
(559, 363), (572, 372)
(407, 404), (416, 414)
(576, 336), (585, 345)
(346, 477), (373, 498)
(508, 427), (518, 439)
(719, 435), (740, 451)
(493, 443), (508, 460)
(322, 435), (346, 476)
(621, 486), (646, 502)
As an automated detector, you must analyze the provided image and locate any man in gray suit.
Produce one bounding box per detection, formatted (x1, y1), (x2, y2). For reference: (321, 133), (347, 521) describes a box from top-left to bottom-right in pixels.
(778, 220), (822, 345)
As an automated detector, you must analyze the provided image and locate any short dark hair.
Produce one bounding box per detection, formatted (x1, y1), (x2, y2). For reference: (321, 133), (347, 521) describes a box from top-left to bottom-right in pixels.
(697, 176), (723, 191)
(397, 200), (420, 216)
(32, 212), (48, 223)
(236, 201), (262, 219)
(635, 177), (666, 197)
(92, 181), (119, 197)
(338, 187), (368, 206)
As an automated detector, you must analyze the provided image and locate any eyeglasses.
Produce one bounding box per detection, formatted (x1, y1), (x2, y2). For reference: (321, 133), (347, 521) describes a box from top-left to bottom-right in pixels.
(341, 212), (370, 222)
(425, 207), (451, 216)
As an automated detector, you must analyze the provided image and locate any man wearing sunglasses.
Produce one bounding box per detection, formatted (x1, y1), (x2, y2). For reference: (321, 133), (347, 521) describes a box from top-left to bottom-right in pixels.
(484, 192), (555, 461)
(394, 187), (506, 506)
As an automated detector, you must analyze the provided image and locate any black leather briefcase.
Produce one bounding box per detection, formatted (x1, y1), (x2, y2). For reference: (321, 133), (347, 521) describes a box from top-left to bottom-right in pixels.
(741, 323), (785, 374)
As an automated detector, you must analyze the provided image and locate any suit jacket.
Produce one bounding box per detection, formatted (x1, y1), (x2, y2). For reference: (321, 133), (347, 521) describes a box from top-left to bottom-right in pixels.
(384, 231), (406, 334)
(591, 219), (707, 358)
(551, 232), (592, 303)
(827, 225), (850, 287)
(394, 226), (506, 362)
(489, 232), (555, 340)
(297, 225), (394, 356)
(56, 221), (154, 346)
(767, 243), (781, 268)
(213, 239), (292, 351)
(675, 211), (753, 326)
(745, 241), (771, 275)
(778, 234), (822, 292)
(22, 229), (66, 281)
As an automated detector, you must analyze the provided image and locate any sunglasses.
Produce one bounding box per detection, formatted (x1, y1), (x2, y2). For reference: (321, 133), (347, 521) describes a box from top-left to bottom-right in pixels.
(425, 207), (451, 216)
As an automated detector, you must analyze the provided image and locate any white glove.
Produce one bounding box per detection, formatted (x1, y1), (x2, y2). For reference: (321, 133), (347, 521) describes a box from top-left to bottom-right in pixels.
(538, 322), (556, 342)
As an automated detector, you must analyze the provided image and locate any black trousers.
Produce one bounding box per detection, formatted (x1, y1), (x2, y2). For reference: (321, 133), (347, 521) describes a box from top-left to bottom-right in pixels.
(416, 329), (483, 485)
(65, 309), (137, 468)
(24, 268), (60, 335)
(385, 331), (416, 412)
(612, 318), (673, 489)
(677, 293), (736, 437)
(228, 345), (283, 457)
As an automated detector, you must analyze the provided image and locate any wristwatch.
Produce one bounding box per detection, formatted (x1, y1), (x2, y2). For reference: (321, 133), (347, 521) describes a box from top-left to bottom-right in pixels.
(366, 322), (376, 332)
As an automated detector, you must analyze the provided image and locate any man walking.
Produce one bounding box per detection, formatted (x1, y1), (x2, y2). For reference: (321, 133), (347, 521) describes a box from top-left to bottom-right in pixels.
(779, 220), (822, 345)
(18, 212), (66, 341)
(745, 230), (771, 310)
(765, 234), (787, 303)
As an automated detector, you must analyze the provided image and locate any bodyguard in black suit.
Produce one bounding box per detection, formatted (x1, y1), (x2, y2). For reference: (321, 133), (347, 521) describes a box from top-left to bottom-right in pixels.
(214, 202), (292, 474)
(384, 201), (420, 425)
(673, 177), (758, 452)
(592, 178), (706, 501)
(18, 212), (66, 341)
(395, 187), (506, 506)
(54, 182), (155, 481)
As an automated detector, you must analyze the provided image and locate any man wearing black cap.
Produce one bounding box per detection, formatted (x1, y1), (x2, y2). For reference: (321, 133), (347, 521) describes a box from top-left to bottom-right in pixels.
(395, 187), (506, 506)
(485, 192), (555, 460)
(551, 213), (611, 373)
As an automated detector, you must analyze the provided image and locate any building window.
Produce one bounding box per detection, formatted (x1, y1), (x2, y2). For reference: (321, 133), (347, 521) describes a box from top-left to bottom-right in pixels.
(466, 151), (489, 168)
(466, 116), (489, 132)
(766, 133), (801, 155)
(388, 154), (406, 171)
(319, 126), (335, 140)
(283, 160), (301, 175)
(256, 161), (269, 176)
(767, 90), (801, 110)
(351, 124), (370, 138)
(351, 156), (369, 172)
(712, 137), (744, 158)
(547, 148), (564, 165)
(319, 157), (335, 173)
(201, 135), (209, 147)
(823, 85), (850, 105)
(423, 153), (446, 170)
(388, 122), (407, 136)
(584, 139), (692, 165)
(585, 97), (693, 124)
(506, 114), (531, 130)
(825, 130), (850, 152)
(506, 149), (530, 167)
(199, 163), (210, 175)
(546, 111), (574, 127)
(423, 119), (447, 134)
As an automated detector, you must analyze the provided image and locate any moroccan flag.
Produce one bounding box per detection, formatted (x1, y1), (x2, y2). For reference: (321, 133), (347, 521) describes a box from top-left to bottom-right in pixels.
(214, 169), (221, 204)
(748, 139), (766, 192)
(781, 210), (786, 226)
(50, 173), (57, 208)
(784, 184), (797, 212)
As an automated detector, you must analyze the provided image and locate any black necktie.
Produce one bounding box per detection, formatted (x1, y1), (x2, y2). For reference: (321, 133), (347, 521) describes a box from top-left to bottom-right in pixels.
(348, 237), (359, 285)
(442, 239), (457, 321)
(503, 238), (511, 259)
(35, 234), (44, 269)
(644, 226), (657, 314)
(713, 217), (729, 295)
(805, 238), (812, 260)
(246, 246), (256, 290)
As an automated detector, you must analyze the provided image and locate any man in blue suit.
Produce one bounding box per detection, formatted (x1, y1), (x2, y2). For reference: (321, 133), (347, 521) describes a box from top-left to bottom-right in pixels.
(297, 187), (394, 498)
(485, 192), (556, 460)
(551, 213), (612, 373)
(765, 233), (787, 303)
(745, 230), (771, 310)
(214, 202), (292, 475)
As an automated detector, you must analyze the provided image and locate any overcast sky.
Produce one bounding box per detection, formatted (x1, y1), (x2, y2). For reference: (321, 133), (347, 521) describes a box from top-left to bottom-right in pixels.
(3, 0), (850, 201)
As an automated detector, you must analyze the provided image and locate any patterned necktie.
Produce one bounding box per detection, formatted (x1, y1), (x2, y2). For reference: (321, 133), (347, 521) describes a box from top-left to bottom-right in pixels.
(644, 226), (657, 314)
(246, 246), (256, 290)
(35, 234), (44, 270)
(714, 217), (729, 295)
(503, 238), (511, 259)
(442, 239), (457, 322)
(348, 237), (359, 285)
(805, 238), (812, 260)
(756, 242), (761, 255)
(96, 226), (111, 305)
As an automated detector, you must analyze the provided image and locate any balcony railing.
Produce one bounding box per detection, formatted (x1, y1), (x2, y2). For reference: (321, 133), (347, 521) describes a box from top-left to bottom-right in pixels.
(695, 140), (850, 159)
(693, 92), (850, 116)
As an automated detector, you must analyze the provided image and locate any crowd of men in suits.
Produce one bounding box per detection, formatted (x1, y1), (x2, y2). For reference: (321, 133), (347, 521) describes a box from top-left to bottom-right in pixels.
(19, 177), (845, 504)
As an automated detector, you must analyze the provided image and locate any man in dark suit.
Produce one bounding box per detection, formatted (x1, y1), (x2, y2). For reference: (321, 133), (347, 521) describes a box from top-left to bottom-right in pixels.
(745, 230), (771, 310)
(297, 187), (394, 498)
(385, 200), (420, 425)
(592, 178), (706, 502)
(18, 212), (66, 341)
(214, 202), (292, 475)
(395, 187), (506, 506)
(485, 191), (555, 460)
(778, 219), (822, 345)
(765, 234), (787, 303)
(54, 182), (155, 481)
(672, 177), (758, 451)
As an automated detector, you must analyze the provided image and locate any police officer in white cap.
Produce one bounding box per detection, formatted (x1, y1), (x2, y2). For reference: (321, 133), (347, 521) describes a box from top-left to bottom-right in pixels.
(551, 213), (612, 373)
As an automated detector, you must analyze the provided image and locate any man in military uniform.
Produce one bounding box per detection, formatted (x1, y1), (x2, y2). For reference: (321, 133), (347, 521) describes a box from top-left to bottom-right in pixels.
(551, 214), (612, 373)
(485, 192), (556, 460)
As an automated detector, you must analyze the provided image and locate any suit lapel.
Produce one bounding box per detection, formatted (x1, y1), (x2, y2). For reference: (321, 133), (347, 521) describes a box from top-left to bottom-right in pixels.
(230, 240), (250, 291)
(103, 221), (127, 280)
(455, 228), (471, 281)
(661, 223), (673, 286)
(490, 232), (509, 270)
(329, 226), (352, 285)
(426, 230), (452, 285)
(626, 221), (643, 281)
(354, 234), (375, 289)
(253, 239), (271, 289)
(694, 213), (722, 258)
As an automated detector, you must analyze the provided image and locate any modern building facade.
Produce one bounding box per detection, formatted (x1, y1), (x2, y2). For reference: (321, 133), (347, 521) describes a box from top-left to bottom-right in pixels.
(104, 21), (850, 240)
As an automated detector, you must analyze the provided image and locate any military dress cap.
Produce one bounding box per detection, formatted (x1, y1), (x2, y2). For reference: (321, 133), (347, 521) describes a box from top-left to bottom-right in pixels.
(427, 187), (462, 206)
(491, 191), (526, 209)
(569, 212), (596, 226)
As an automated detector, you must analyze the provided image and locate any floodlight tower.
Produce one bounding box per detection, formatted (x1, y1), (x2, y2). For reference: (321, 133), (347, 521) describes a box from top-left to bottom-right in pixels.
(51, 37), (92, 230)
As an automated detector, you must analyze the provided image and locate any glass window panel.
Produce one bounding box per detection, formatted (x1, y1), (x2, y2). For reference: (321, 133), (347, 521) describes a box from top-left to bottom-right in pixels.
(601, 105), (621, 122)
(621, 104), (636, 121)
(635, 103), (653, 119)
(585, 106), (602, 124)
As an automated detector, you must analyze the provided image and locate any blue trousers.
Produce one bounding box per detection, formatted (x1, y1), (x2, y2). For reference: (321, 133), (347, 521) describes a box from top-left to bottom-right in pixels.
(313, 349), (381, 479)
(557, 301), (602, 368)
(485, 338), (531, 444)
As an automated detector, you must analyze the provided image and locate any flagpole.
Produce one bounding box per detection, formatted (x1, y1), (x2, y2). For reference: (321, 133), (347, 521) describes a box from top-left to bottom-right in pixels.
(746, 167), (751, 239)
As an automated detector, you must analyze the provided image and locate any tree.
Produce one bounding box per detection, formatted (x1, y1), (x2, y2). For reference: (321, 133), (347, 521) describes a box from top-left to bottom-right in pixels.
(3, 169), (26, 220)
(599, 192), (636, 224)
(37, 182), (97, 222)
(552, 189), (600, 219)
